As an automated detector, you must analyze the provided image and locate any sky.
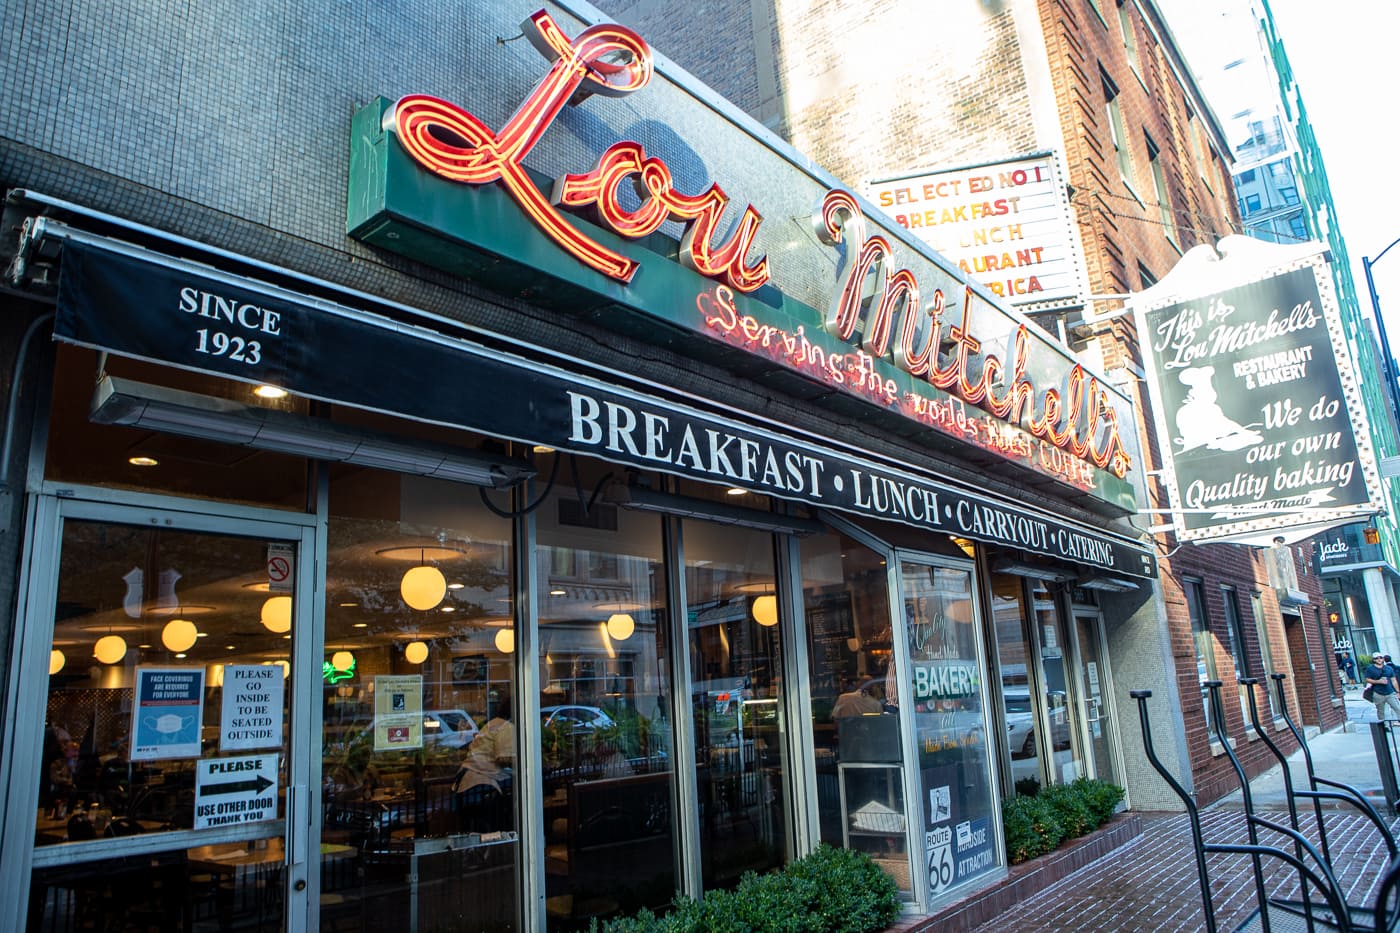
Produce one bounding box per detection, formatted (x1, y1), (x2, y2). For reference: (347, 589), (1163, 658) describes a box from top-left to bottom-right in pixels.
(1260, 0), (1400, 341)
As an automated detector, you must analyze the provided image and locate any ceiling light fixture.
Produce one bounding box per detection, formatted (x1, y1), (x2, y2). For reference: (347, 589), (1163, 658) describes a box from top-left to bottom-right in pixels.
(752, 594), (779, 627)
(494, 628), (515, 654)
(404, 640), (430, 664)
(161, 618), (198, 652)
(49, 649), (65, 675)
(261, 595), (293, 633)
(606, 612), (635, 640)
(397, 547), (448, 611)
(93, 635), (126, 664)
(128, 456), (158, 467)
(253, 385), (288, 399)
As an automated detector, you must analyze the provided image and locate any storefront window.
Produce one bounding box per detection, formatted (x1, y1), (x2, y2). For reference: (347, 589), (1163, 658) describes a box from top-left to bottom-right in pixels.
(901, 561), (998, 902)
(1250, 592), (1283, 718)
(799, 530), (910, 896)
(683, 519), (787, 891)
(989, 575), (1044, 795)
(1222, 586), (1251, 727)
(320, 467), (519, 932)
(536, 463), (675, 931)
(1185, 579), (1218, 735)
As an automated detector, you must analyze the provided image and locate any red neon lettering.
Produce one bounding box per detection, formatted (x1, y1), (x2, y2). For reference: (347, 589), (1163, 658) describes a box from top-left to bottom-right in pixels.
(817, 190), (1132, 479)
(392, 11), (769, 292)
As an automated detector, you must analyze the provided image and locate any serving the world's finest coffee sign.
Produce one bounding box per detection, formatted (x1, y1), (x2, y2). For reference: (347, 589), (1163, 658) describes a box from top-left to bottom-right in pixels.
(346, 8), (1144, 514)
(1134, 238), (1385, 542)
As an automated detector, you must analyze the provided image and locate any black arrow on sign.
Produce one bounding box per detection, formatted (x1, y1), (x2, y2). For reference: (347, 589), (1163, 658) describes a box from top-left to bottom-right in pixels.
(204, 773), (274, 796)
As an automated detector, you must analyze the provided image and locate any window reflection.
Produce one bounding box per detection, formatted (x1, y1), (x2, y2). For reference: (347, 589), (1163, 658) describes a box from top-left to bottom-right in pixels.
(1031, 582), (1081, 784)
(683, 519), (787, 891)
(536, 463), (675, 931)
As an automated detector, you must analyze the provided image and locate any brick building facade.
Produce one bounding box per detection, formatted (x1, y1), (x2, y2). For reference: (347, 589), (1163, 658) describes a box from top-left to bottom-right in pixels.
(597, 0), (1345, 810)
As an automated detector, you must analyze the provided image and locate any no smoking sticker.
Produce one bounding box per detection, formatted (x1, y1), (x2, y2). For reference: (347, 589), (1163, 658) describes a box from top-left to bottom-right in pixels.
(267, 543), (293, 593)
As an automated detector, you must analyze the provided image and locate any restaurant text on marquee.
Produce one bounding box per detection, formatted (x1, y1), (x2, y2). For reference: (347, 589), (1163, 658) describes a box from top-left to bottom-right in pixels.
(384, 9), (1132, 485)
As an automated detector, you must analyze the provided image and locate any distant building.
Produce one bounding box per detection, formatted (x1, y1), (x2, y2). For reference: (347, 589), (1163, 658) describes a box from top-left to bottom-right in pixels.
(1158, 0), (1400, 661)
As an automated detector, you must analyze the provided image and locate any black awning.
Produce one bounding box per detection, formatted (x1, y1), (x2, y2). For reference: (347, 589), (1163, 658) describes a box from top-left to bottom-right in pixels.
(52, 230), (1156, 579)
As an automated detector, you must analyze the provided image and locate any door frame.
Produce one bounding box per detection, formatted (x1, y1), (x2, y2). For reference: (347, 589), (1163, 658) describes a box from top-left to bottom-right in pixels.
(0, 489), (322, 932)
(1069, 606), (1125, 790)
(891, 550), (1000, 912)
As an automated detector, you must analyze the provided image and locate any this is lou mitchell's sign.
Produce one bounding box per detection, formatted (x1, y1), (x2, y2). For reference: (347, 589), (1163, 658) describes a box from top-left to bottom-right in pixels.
(347, 8), (1142, 513)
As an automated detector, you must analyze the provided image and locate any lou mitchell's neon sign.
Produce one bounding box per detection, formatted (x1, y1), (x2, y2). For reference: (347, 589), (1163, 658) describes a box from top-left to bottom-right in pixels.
(386, 10), (1131, 482)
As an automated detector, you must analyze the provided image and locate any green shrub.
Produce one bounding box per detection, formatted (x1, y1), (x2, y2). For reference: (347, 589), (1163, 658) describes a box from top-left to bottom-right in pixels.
(1002, 794), (1063, 863)
(589, 845), (899, 933)
(1001, 778), (1123, 864)
(1073, 777), (1125, 825)
(1039, 784), (1093, 837)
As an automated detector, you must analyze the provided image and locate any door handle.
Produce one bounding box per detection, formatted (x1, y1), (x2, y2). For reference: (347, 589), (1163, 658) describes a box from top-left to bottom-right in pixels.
(286, 783), (308, 866)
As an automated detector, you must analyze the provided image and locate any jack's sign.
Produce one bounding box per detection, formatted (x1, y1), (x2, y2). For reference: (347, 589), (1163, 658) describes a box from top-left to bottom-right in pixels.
(1134, 239), (1384, 542)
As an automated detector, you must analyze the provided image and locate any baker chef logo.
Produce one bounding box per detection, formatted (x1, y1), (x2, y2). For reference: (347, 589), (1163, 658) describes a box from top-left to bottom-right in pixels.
(1174, 366), (1262, 453)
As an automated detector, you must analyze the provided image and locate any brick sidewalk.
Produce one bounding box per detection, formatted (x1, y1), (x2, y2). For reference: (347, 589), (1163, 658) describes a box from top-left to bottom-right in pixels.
(961, 809), (1397, 932)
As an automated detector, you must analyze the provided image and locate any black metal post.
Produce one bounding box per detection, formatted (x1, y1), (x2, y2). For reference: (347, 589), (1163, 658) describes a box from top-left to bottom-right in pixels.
(1205, 681), (1272, 932)
(1364, 248), (1400, 442)
(1242, 677), (1318, 931)
(1369, 722), (1400, 819)
(1132, 689), (1217, 933)
(1271, 673), (1333, 866)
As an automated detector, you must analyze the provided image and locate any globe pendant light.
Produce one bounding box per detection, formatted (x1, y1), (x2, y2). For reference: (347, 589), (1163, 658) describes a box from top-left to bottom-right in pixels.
(494, 628), (515, 654)
(49, 649), (65, 675)
(401, 549), (447, 611)
(162, 618), (199, 652)
(752, 594), (778, 627)
(330, 650), (354, 671)
(261, 595), (293, 633)
(94, 634), (128, 665)
(404, 640), (429, 665)
(606, 612), (635, 641)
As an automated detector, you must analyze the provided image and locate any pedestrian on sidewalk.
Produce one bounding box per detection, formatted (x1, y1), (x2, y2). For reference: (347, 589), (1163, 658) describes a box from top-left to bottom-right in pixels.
(1364, 654), (1400, 720)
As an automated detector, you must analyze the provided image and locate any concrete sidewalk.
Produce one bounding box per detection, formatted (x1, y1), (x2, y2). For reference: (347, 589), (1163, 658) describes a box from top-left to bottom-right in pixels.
(1221, 688), (1398, 811)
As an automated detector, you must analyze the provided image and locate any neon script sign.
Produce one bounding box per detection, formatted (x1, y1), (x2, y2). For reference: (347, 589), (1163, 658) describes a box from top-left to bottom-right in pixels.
(391, 11), (768, 293)
(385, 11), (1131, 483)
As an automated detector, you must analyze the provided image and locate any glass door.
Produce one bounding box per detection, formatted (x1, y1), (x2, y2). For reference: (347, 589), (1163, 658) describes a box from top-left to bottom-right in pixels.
(1072, 612), (1121, 787)
(4, 497), (317, 932)
(1030, 582), (1086, 785)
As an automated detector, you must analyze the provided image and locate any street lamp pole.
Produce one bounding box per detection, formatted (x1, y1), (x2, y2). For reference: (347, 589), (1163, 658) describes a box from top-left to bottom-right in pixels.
(1363, 236), (1400, 445)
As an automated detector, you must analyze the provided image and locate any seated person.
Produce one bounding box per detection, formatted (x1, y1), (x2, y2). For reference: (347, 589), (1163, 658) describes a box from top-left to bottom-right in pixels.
(452, 697), (515, 832)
